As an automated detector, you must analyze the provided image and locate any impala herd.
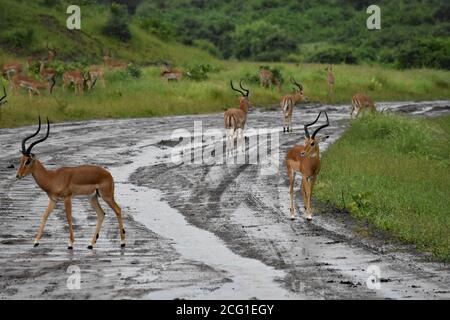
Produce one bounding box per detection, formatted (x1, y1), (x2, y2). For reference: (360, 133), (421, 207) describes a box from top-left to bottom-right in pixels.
(2, 54), (378, 248)
(0, 47), (128, 98)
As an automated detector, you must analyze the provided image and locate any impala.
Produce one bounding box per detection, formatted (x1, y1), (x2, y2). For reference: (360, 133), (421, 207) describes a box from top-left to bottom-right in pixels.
(326, 65), (335, 98)
(27, 44), (56, 69)
(351, 93), (377, 118)
(224, 80), (251, 155)
(1, 62), (23, 81)
(11, 74), (55, 97)
(103, 54), (128, 71)
(16, 117), (126, 249)
(39, 61), (57, 84)
(161, 64), (183, 82)
(280, 78), (309, 133)
(62, 70), (85, 95)
(259, 68), (281, 91)
(87, 65), (106, 90)
(286, 111), (329, 221)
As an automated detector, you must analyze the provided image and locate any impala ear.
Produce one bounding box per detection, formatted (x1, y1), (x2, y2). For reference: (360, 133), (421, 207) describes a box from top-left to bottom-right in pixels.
(315, 135), (330, 142)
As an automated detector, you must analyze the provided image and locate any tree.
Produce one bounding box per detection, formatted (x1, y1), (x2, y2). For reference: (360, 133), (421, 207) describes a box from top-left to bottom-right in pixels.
(103, 3), (132, 42)
(231, 20), (297, 61)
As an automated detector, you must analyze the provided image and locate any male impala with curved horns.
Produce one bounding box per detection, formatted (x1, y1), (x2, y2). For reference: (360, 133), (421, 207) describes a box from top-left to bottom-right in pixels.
(16, 117), (126, 249)
(224, 80), (251, 155)
(280, 77), (309, 133)
(286, 111), (329, 221)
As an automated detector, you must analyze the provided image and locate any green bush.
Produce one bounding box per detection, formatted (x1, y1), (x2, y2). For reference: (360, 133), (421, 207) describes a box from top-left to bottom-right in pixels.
(396, 38), (450, 70)
(1, 28), (34, 49)
(306, 45), (358, 64)
(103, 3), (132, 42)
(230, 20), (297, 61)
(185, 63), (218, 81)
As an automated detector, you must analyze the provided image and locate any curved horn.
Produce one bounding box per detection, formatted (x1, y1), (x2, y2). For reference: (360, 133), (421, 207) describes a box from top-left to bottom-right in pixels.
(230, 80), (245, 96)
(304, 112), (322, 138)
(312, 111), (329, 139)
(291, 77), (303, 91)
(26, 118), (50, 155)
(21, 116), (42, 154)
(239, 80), (249, 97)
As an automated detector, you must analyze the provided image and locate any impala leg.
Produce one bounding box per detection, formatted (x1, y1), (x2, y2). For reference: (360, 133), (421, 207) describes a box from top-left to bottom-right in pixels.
(89, 194), (105, 249)
(288, 169), (295, 220)
(64, 197), (75, 249)
(34, 199), (56, 247)
(238, 129), (245, 153)
(103, 196), (126, 248)
(304, 177), (315, 221)
(301, 176), (307, 211)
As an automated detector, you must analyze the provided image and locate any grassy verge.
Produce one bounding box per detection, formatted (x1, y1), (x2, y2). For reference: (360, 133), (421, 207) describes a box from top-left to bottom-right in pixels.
(315, 113), (450, 261)
(1, 63), (450, 128)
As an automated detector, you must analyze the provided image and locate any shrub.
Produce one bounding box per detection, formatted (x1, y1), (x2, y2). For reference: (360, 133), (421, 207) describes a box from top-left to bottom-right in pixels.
(306, 46), (358, 64)
(396, 39), (450, 70)
(103, 3), (132, 42)
(185, 64), (218, 81)
(1, 28), (34, 49)
(230, 20), (297, 61)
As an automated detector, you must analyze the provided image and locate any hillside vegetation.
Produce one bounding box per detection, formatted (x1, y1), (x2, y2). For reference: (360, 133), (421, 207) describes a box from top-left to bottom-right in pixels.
(0, 0), (215, 65)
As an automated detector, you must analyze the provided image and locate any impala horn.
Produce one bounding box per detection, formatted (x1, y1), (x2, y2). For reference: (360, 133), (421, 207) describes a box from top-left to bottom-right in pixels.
(239, 80), (250, 97)
(304, 112), (322, 138)
(21, 117), (50, 156)
(290, 77), (303, 91)
(312, 111), (330, 139)
(230, 80), (245, 97)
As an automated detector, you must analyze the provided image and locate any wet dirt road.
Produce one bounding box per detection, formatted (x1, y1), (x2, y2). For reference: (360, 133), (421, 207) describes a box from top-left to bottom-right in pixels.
(0, 101), (449, 299)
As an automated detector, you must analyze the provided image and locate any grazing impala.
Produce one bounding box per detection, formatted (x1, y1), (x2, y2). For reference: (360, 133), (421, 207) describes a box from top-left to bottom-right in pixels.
(1, 62), (23, 81)
(161, 64), (183, 82)
(326, 65), (335, 98)
(87, 65), (106, 90)
(11, 74), (55, 97)
(286, 111), (329, 220)
(16, 117), (126, 249)
(280, 78), (309, 133)
(62, 70), (85, 95)
(351, 93), (377, 118)
(103, 54), (128, 71)
(224, 80), (251, 155)
(259, 68), (281, 91)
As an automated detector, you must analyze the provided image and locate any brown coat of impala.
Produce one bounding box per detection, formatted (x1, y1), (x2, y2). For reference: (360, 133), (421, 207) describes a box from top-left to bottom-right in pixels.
(11, 74), (55, 97)
(351, 93), (377, 118)
(259, 69), (281, 91)
(280, 77), (309, 133)
(16, 117), (126, 249)
(286, 111), (329, 220)
(62, 70), (85, 95)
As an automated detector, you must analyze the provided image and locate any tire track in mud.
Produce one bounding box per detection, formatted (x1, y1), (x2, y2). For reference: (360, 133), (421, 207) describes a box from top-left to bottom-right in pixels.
(1, 101), (449, 299)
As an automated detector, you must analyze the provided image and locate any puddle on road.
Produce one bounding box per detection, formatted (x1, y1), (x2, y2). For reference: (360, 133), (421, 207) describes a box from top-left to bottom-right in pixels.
(109, 141), (301, 299)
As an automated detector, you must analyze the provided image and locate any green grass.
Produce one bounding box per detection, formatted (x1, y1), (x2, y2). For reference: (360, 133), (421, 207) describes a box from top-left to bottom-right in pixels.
(315, 113), (450, 261)
(1, 62), (450, 128)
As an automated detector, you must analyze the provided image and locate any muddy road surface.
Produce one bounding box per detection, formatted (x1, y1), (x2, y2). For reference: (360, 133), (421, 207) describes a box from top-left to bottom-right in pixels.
(0, 101), (449, 299)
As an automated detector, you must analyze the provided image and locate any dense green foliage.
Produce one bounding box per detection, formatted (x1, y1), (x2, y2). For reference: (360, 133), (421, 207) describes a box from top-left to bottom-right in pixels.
(135, 0), (450, 68)
(1, 0), (448, 69)
(316, 114), (450, 261)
